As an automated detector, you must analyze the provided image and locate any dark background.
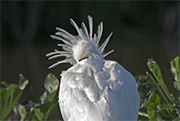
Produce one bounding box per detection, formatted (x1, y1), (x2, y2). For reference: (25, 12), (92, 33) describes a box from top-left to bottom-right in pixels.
(1, 1), (179, 105)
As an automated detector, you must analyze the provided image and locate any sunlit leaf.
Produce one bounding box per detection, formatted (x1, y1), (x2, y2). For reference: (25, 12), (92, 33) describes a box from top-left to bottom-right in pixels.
(18, 104), (27, 121)
(44, 73), (59, 94)
(40, 73), (59, 104)
(40, 91), (48, 104)
(138, 111), (150, 119)
(18, 74), (29, 90)
(0, 81), (8, 87)
(147, 58), (163, 80)
(170, 56), (180, 91)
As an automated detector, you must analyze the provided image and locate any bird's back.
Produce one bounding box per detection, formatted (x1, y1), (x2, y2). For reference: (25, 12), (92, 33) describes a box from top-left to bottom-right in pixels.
(59, 57), (140, 121)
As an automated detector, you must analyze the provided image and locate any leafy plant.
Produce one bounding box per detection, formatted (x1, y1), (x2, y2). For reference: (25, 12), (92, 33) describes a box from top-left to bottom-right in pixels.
(1, 57), (179, 121)
(18, 73), (61, 120)
(171, 57), (180, 91)
(0, 73), (62, 121)
(136, 56), (180, 120)
(0, 74), (29, 120)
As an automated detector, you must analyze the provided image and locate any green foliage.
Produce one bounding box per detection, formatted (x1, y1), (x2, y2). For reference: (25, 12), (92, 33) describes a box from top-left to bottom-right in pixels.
(0, 74), (29, 120)
(0, 73), (61, 121)
(19, 73), (61, 121)
(171, 57), (180, 91)
(1, 57), (179, 120)
(136, 56), (180, 120)
(18, 104), (27, 121)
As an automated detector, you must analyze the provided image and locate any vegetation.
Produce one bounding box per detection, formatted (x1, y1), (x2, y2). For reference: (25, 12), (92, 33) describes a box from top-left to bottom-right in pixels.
(137, 56), (180, 120)
(0, 56), (179, 120)
(0, 73), (62, 120)
(0, 74), (28, 120)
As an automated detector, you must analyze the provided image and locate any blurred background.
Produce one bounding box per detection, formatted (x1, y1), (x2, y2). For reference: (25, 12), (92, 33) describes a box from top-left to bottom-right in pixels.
(1, 1), (179, 104)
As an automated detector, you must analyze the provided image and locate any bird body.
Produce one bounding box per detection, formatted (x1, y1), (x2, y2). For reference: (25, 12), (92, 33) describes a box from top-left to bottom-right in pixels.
(47, 16), (140, 121)
(59, 57), (139, 121)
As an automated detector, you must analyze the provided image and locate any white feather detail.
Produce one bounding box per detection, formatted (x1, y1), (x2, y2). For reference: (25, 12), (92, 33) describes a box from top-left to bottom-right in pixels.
(99, 32), (113, 52)
(55, 27), (75, 41)
(96, 22), (103, 45)
(59, 57), (140, 121)
(81, 22), (90, 40)
(88, 16), (93, 40)
(46, 15), (114, 68)
(103, 50), (114, 58)
(48, 59), (73, 69)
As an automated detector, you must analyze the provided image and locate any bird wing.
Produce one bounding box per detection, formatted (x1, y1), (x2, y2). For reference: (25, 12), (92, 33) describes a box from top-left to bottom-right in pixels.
(59, 57), (140, 121)
(100, 60), (140, 120)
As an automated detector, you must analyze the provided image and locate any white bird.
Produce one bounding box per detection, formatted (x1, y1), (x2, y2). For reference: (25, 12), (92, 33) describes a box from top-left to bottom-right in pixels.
(46, 16), (140, 121)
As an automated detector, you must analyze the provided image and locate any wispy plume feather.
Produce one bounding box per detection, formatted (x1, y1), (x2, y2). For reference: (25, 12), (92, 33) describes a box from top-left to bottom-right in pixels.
(46, 15), (113, 69)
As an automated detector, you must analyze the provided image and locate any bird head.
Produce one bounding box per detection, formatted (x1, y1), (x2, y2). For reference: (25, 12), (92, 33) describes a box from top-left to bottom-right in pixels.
(72, 40), (103, 62)
(46, 15), (114, 69)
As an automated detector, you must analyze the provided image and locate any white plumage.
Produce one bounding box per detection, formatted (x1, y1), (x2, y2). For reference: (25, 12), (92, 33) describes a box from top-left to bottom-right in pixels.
(46, 16), (140, 121)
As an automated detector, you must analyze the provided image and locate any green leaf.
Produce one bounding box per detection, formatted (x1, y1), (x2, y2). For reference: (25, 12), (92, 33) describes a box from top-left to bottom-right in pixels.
(33, 101), (58, 120)
(18, 104), (27, 121)
(0, 85), (21, 120)
(34, 108), (44, 120)
(0, 74), (29, 120)
(138, 111), (150, 119)
(137, 57), (180, 120)
(47, 111), (61, 120)
(40, 91), (48, 104)
(44, 102), (58, 119)
(170, 56), (180, 91)
(136, 75), (154, 109)
(31, 114), (38, 120)
(152, 107), (178, 120)
(147, 58), (175, 104)
(145, 93), (162, 118)
(40, 73), (59, 103)
(18, 74), (29, 90)
(25, 108), (35, 120)
(0, 87), (13, 120)
(48, 90), (58, 102)
(147, 58), (163, 80)
(0, 86), (14, 112)
(44, 73), (59, 94)
(2, 85), (17, 108)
